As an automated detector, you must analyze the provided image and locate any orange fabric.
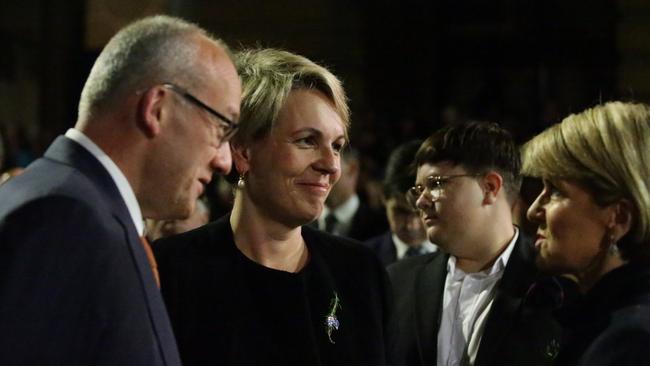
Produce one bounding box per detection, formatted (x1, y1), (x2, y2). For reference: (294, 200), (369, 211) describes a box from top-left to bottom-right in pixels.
(140, 236), (160, 288)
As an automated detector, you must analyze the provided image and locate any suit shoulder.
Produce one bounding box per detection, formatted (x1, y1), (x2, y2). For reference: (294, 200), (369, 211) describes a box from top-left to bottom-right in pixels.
(303, 225), (384, 269)
(0, 160), (108, 215)
(363, 231), (390, 248)
(1, 194), (107, 229)
(387, 251), (443, 277)
(304, 225), (368, 253)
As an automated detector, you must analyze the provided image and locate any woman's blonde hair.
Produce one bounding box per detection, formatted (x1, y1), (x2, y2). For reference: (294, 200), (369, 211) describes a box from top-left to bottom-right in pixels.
(522, 102), (650, 255)
(233, 48), (350, 145)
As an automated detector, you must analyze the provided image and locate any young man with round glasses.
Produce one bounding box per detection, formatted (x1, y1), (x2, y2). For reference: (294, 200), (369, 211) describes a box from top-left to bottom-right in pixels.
(388, 121), (562, 366)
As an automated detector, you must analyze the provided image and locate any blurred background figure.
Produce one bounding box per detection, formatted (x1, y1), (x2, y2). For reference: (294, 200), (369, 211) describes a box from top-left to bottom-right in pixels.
(0, 127), (27, 185)
(316, 148), (387, 241)
(0, 167), (24, 185)
(0, 127), (4, 172)
(146, 198), (211, 241)
(364, 140), (437, 267)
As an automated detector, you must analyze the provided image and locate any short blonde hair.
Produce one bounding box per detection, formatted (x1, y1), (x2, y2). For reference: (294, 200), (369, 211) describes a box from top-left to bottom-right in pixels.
(522, 102), (650, 254)
(233, 48), (350, 145)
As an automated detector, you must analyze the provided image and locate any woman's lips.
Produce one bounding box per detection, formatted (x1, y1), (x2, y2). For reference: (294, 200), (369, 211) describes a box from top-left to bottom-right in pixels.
(297, 181), (330, 195)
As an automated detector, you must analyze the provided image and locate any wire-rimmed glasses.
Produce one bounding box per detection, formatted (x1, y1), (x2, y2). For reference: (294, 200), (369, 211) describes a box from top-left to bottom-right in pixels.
(406, 174), (483, 208)
(162, 83), (238, 145)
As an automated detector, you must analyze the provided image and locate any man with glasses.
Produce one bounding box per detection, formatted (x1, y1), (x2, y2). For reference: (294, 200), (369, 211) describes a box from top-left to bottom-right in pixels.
(388, 121), (562, 366)
(0, 15), (240, 366)
(364, 140), (437, 267)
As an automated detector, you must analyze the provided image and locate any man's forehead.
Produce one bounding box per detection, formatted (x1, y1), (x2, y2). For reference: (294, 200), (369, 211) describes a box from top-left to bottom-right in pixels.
(416, 161), (466, 177)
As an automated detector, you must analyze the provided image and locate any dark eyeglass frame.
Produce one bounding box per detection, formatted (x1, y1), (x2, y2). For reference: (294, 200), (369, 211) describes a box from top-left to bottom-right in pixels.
(406, 174), (483, 207)
(162, 83), (238, 143)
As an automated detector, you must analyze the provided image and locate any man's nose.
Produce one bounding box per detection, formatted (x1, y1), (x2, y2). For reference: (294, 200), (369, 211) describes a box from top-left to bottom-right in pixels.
(211, 142), (232, 175)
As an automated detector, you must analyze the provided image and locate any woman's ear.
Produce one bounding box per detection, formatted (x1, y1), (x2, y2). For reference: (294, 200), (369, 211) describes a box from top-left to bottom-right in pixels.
(481, 171), (504, 205)
(137, 86), (167, 138)
(231, 141), (251, 175)
(607, 198), (634, 242)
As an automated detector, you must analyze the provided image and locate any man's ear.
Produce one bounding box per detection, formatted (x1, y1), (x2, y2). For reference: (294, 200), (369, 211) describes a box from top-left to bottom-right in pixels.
(231, 141), (251, 175)
(607, 198), (634, 242)
(137, 86), (167, 138)
(481, 171), (503, 205)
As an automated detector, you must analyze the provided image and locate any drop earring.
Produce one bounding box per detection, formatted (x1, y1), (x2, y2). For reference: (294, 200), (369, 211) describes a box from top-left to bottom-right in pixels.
(607, 232), (619, 256)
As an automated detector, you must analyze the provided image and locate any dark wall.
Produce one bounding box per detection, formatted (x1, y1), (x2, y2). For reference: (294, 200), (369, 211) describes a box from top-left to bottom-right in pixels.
(0, 0), (645, 172)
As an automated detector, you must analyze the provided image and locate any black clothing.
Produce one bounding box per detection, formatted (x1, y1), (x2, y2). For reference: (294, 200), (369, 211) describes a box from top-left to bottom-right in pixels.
(555, 263), (650, 366)
(154, 216), (392, 366)
(387, 232), (562, 366)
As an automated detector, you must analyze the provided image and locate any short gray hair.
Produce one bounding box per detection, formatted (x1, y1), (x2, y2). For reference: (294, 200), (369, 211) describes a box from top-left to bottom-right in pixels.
(78, 15), (227, 120)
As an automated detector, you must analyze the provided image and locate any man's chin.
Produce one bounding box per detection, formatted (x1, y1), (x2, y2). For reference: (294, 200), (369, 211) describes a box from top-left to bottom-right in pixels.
(169, 201), (194, 221)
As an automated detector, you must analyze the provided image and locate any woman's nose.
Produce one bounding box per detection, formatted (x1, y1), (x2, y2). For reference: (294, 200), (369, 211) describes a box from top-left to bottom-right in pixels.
(314, 146), (340, 175)
(526, 193), (545, 223)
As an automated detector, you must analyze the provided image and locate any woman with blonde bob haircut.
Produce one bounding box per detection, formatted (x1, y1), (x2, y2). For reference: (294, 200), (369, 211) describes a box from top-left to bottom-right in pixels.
(523, 101), (650, 365)
(155, 48), (392, 366)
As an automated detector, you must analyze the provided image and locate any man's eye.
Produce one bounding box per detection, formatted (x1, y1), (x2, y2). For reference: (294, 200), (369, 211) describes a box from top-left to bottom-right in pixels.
(426, 177), (446, 189)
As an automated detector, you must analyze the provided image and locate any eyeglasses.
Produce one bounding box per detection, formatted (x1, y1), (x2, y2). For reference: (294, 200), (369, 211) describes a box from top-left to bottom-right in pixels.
(406, 174), (482, 208)
(162, 83), (238, 145)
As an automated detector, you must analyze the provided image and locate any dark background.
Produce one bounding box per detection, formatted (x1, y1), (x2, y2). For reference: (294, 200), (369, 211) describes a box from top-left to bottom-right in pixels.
(1, 0), (648, 179)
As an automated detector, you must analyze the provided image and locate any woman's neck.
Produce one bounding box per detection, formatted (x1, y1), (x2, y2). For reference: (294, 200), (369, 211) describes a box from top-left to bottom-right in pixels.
(576, 250), (627, 293)
(230, 195), (309, 273)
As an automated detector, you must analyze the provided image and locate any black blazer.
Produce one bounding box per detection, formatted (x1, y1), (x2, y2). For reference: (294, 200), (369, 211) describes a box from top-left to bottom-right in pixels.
(555, 263), (650, 366)
(364, 231), (398, 267)
(387, 232), (561, 366)
(154, 216), (393, 366)
(0, 136), (180, 366)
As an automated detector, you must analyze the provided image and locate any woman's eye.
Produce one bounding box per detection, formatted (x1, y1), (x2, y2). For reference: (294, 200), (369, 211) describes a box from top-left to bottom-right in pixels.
(332, 142), (345, 153)
(543, 180), (562, 198)
(295, 136), (316, 147)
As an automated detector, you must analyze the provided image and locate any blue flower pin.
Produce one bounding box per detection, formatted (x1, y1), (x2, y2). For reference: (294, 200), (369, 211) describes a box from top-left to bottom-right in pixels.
(325, 291), (341, 344)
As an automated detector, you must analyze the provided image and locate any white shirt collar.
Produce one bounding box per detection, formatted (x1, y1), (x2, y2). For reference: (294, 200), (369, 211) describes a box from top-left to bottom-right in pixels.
(65, 128), (144, 236)
(437, 227), (519, 366)
(327, 194), (359, 224)
(319, 194), (360, 232)
(447, 226), (519, 278)
(392, 233), (437, 259)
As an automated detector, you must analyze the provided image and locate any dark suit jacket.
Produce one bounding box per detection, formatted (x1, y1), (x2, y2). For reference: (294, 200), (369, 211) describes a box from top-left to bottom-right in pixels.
(364, 231), (398, 267)
(0, 136), (180, 366)
(347, 201), (389, 241)
(387, 232), (561, 366)
(154, 216), (393, 366)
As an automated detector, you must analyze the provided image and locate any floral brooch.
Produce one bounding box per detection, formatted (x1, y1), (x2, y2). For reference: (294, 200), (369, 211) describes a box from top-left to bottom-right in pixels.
(324, 291), (341, 344)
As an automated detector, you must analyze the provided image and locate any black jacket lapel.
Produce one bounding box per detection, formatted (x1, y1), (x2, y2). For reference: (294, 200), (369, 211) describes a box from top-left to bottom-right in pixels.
(415, 253), (449, 365)
(474, 233), (537, 366)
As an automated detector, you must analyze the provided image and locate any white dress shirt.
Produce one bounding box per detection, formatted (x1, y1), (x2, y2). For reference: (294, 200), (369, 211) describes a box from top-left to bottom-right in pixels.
(65, 129), (144, 236)
(437, 228), (519, 366)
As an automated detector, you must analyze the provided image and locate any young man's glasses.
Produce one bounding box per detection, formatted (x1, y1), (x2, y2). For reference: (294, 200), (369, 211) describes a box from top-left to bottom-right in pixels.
(162, 83), (238, 145)
(406, 174), (482, 208)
